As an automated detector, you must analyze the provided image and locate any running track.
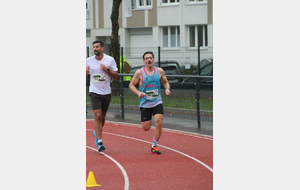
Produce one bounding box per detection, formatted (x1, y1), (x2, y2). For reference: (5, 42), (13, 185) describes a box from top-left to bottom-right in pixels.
(86, 119), (213, 190)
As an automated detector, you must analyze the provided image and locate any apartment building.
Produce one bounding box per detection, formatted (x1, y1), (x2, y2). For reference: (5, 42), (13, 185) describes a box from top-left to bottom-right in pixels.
(86, 0), (213, 67)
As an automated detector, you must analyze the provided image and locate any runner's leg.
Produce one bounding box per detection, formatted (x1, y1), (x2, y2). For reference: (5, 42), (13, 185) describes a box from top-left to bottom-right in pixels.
(93, 109), (103, 140)
(153, 114), (163, 141)
(141, 120), (152, 131)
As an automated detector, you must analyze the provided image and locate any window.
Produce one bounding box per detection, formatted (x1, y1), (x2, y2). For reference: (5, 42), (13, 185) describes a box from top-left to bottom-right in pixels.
(162, 0), (180, 3)
(189, 25), (207, 47)
(86, 1), (90, 20)
(189, 0), (207, 2)
(162, 26), (180, 47)
(132, 0), (152, 9)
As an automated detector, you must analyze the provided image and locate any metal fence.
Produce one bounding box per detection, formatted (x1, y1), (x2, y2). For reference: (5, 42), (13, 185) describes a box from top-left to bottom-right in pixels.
(86, 45), (213, 129)
(87, 46), (213, 68)
(86, 74), (213, 129)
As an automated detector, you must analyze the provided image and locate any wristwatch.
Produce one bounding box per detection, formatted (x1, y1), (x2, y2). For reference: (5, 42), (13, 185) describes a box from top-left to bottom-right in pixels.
(106, 68), (110, 73)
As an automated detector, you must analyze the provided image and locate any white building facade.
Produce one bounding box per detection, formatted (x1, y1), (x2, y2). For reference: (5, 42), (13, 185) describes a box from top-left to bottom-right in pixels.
(86, 0), (213, 67)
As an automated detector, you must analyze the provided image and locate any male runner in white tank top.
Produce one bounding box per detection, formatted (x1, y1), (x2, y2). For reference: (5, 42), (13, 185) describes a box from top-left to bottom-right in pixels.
(86, 41), (118, 152)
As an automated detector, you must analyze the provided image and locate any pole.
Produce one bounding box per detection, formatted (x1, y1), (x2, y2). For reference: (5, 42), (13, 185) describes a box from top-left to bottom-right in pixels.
(158, 46), (161, 67)
(196, 45), (201, 129)
(120, 47), (124, 119)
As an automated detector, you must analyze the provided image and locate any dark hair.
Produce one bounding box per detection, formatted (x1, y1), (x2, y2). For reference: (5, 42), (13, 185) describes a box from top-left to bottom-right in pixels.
(142, 51), (155, 60)
(93, 40), (104, 47)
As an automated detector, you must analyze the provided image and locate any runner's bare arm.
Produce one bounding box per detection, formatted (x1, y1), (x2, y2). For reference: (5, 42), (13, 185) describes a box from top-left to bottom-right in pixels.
(129, 70), (146, 98)
(158, 68), (171, 96)
(107, 70), (118, 79)
(100, 64), (118, 79)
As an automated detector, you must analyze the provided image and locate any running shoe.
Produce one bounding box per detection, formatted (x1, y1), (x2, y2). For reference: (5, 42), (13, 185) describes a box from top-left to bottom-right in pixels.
(97, 142), (105, 152)
(151, 146), (161, 154)
(93, 131), (105, 152)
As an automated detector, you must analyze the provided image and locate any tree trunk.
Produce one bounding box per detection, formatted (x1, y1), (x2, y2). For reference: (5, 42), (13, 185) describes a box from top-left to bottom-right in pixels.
(110, 0), (122, 96)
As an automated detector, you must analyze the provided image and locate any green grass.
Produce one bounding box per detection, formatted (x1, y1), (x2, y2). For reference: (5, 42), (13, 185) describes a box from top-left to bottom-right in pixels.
(86, 93), (213, 111)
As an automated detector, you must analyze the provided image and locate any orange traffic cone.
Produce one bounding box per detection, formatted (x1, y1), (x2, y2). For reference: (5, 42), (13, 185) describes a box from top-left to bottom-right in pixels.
(86, 171), (101, 187)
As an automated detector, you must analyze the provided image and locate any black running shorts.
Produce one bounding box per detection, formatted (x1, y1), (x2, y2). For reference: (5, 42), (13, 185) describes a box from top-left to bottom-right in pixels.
(89, 92), (112, 112)
(140, 104), (164, 122)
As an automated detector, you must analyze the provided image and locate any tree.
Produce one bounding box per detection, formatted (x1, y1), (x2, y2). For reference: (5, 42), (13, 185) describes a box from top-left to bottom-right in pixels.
(110, 0), (122, 95)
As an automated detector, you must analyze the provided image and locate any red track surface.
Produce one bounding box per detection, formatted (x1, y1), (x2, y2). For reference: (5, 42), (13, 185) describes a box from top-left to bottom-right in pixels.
(86, 119), (213, 190)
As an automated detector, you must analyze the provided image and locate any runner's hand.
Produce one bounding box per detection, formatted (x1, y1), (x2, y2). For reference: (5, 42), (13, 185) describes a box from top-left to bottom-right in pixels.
(138, 92), (146, 98)
(100, 64), (107, 72)
(165, 89), (171, 96)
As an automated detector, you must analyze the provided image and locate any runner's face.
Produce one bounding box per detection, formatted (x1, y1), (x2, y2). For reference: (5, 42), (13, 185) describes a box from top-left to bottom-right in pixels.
(93, 43), (103, 56)
(143, 54), (154, 67)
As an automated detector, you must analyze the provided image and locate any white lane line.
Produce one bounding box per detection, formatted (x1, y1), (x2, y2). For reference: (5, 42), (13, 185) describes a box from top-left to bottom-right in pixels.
(113, 121), (213, 140)
(86, 146), (129, 190)
(161, 128), (213, 140)
(86, 119), (213, 140)
(86, 129), (213, 173)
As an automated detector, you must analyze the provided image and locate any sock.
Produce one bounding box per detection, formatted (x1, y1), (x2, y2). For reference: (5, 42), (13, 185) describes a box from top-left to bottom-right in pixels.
(98, 139), (102, 144)
(152, 138), (158, 148)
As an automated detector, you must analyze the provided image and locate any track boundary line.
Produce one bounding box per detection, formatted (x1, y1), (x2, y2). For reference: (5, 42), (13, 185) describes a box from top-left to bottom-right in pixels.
(87, 129), (213, 173)
(86, 146), (129, 190)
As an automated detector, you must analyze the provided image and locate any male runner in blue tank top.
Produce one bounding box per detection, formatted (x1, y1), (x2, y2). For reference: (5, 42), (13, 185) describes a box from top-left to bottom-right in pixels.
(129, 51), (171, 154)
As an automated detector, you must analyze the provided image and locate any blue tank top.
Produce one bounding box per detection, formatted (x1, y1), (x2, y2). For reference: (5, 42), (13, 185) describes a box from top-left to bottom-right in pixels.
(139, 67), (162, 108)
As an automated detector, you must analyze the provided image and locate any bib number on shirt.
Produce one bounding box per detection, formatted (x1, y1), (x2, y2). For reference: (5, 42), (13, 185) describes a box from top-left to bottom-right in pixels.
(146, 89), (158, 99)
(93, 74), (106, 83)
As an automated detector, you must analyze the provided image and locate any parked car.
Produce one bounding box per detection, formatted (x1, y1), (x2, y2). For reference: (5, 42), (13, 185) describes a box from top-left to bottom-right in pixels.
(200, 58), (213, 67)
(182, 61), (213, 90)
(154, 61), (183, 74)
(192, 58), (213, 75)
